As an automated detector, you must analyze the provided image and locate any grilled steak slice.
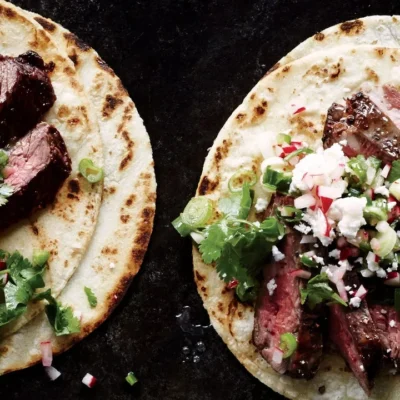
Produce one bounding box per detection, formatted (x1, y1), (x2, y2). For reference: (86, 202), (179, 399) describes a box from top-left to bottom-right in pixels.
(323, 91), (400, 163)
(0, 122), (71, 229)
(329, 272), (381, 394)
(0, 51), (56, 147)
(253, 195), (323, 378)
(370, 304), (400, 366)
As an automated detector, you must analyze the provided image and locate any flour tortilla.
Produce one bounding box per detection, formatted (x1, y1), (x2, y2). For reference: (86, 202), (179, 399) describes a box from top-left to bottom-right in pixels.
(0, 3), (155, 374)
(192, 44), (400, 400)
(0, 1), (103, 338)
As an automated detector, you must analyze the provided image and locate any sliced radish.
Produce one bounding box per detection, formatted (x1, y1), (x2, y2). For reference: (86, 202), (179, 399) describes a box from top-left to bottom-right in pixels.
(290, 269), (312, 280)
(331, 165), (345, 180)
(273, 145), (284, 158)
(367, 251), (378, 263)
(294, 194), (316, 209)
(82, 373), (97, 388)
(227, 279), (238, 289)
(272, 347), (284, 364)
(300, 235), (316, 244)
(317, 186), (343, 199)
(340, 247), (360, 260)
(293, 107), (306, 115)
(291, 141), (303, 148)
(321, 210), (331, 237)
(40, 341), (53, 367)
(288, 156), (300, 166)
(354, 285), (368, 300)
(282, 145), (298, 155)
(385, 272), (400, 287)
(302, 173), (314, 190)
(333, 264), (347, 283)
(45, 366), (61, 381)
(381, 164), (392, 178)
(312, 174), (326, 186)
(336, 279), (349, 302)
(320, 197), (333, 214)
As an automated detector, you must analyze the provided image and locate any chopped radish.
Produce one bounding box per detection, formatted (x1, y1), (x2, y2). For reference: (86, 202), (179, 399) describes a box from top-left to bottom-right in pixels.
(366, 166), (377, 185)
(340, 247), (360, 260)
(381, 164), (392, 178)
(302, 173), (314, 190)
(40, 341), (53, 367)
(336, 237), (347, 249)
(300, 235), (316, 244)
(288, 156), (300, 166)
(282, 145), (297, 155)
(1, 273), (8, 285)
(273, 145), (284, 158)
(0, 261), (6, 270)
(45, 366), (61, 381)
(312, 174), (326, 186)
(320, 196), (333, 213)
(291, 141), (303, 148)
(354, 285), (368, 299)
(336, 279), (349, 302)
(367, 251), (378, 263)
(321, 210), (331, 237)
(317, 186), (343, 199)
(333, 264), (347, 283)
(227, 279), (238, 289)
(385, 272), (400, 287)
(331, 165), (345, 180)
(294, 194), (316, 209)
(272, 347), (284, 364)
(82, 373), (97, 388)
(293, 107), (306, 115)
(290, 269), (312, 279)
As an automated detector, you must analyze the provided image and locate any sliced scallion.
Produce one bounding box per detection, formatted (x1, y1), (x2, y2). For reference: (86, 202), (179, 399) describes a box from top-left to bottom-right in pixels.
(277, 133), (291, 145)
(263, 167), (292, 194)
(181, 197), (213, 228)
(79, 159), (104, 183)
(125, 371), (138, 386)
(32, 250), (50, 267)
(228, 169), (257, 193)
(284, 147), (313, 161)
(172, 216), (193, 237)
(300, 255), (318, 269)
(279, 332), (297, 358)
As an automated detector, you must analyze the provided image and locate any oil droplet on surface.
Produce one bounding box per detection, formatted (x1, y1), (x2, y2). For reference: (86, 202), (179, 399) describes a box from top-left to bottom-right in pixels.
(193, 355), (200, 363)
(196, 341), (206, 353)
(182, 346), (190, 355)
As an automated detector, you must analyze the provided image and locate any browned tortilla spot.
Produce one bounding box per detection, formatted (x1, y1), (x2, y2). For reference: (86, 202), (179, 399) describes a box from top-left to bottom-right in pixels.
(375, 47), (385, 57)
(31, 224), (39, 236)
(102, 246), (118, 255)
(366, 67), (379, 83)
(68, 179), (80, 194)
(120, 214), (130, 223)
(63, 32), (90, 51)
(198, 175), (218, 195)
(96, 57), (115, 75)
(125, 194), (136, 207)
(102, 94), (123, 118)
(119, 150), (133, 170)
(340, 19), (363, 34)
(236, 113), (246, 122)
(282, 65), (291, 73)
(34, 16), (56, 32)
(69, 53), (79, 66)
(195, 271), (205, 282)
(314, 32), (325, 41)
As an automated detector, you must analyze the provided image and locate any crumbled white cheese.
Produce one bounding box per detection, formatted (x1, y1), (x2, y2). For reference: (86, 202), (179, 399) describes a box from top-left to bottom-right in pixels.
(109, 262), (115, 269)
(314, 256), (325, 265)
(294, 223), (312, 234)
(314, 244), (319, 248)
(253, 221), (261, 228)
(361, 269), (374, 278)
(376, 268), (387, 279)
(381, 309), (388, 314)
(374, 186), (390, 197)
(339, 139), (348, 145)
(387, 349), (392, 353)
(350, 297), (362, 308)
(389, 201), (397, 211)
(272, 246), (285, 262)
(328, 197), (367, 239)
(390, 320), (396, 328)
(267, 279), (277, 296)
(302, 209), (334, 247)
(329, 249), (341, 259)
(393, 262), (399, 271)
(254, 197), (268, 213)
(355, 257), (363, 264)
(339, 259), (352, 270)
(345, 286), (352, 291)
(359, 365), (365, 372)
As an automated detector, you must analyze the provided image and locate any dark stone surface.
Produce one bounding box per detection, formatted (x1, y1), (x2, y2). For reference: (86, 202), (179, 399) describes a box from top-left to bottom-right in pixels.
(0, 0), (400, 399)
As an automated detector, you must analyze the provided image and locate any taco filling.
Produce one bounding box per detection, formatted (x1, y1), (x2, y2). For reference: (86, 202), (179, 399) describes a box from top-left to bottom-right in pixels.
(175, 86), (400, 395)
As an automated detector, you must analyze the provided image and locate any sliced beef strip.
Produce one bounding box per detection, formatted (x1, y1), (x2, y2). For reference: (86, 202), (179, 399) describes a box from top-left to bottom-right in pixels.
(370, 305), (400, 365)
(0, 51), (56, 147)
(0, 122), (71, 230)
(323, 91), (400, 163)
(253, 194), (323, 378)
(329, 272), (381, 395)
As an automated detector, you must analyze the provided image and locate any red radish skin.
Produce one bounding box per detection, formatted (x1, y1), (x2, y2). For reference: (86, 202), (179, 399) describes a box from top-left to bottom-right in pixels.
(293, 107), (306, 115)
(40, 341), (53, 367)
(227, 279), (238, 289)
(282, 145), (298, 155)
(82, 373), (97, 388)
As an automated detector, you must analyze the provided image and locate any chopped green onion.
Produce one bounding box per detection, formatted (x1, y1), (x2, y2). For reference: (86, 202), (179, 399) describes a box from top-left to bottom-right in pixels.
(347, 155), (368, 186)
(228, 169), (257, 193)
(277, 133), (291, 145)
(371, 226), (397, 258)
(300, 255), (318, 268)
(279, 332), (297, 358)
(172, 215), (193, 237)
(283, 147), (313, 161)
(32, 250), (49, 267)
(79, 159), (104, 183)
(181, 197), (213, 228)
(364, 199), (388, 225)
(276, 206), (303, 223)
(389, 161), (400, 183)
(263, 167), (292, 194)
(125, 371), (138, 386)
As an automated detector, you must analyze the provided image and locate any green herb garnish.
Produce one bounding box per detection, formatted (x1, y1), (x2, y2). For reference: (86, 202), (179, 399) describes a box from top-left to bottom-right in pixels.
(389, 160), (400, 183)
(262, 167), (292, 194)
(280, 332), (298, 358)
(300, 273), (347, 309)
(34, 289), (80, 336)
(84, 287), (97, 308)
(125, 371), (138, 386)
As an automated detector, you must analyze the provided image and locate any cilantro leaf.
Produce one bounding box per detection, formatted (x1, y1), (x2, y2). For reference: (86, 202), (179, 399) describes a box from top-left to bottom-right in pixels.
(34, 289), (81, 336)
(389, 160), (400, 183)
(84, 287), (97, 308)
(300, 273), (347, 309)
(199, 223), (227, 263)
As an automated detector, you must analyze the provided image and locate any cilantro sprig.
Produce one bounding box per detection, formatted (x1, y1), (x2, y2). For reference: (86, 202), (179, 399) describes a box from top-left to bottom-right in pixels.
(300, 273), (347, 309)
(0, 250), (47, 327)
(84, 286), (97, 308)
(34, 289), (81, 336)
(173, 185), (285, 302)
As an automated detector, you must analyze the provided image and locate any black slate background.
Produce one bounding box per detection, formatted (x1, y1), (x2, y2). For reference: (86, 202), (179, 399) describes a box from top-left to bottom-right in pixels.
(0, 0), (399, 399)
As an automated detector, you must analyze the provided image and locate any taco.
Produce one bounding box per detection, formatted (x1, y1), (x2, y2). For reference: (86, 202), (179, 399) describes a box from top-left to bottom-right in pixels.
(174, 17), (400, 400)
(0, 0), (155, 375)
